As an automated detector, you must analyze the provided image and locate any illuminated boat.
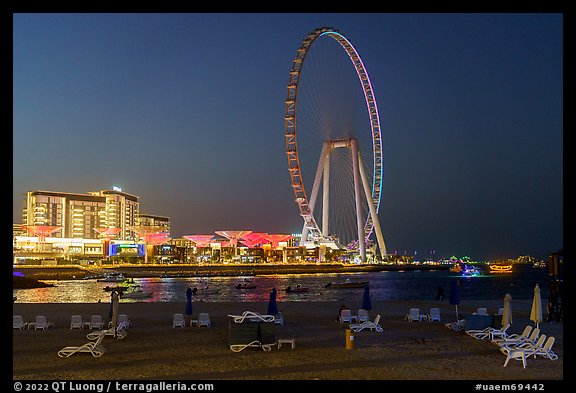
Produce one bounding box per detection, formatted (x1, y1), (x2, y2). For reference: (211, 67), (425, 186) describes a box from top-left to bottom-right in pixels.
(96, 273), (127, 282)
(489, 264), (513, 274)
(449, 263), (463, 273)
(461, 265), (481, 277)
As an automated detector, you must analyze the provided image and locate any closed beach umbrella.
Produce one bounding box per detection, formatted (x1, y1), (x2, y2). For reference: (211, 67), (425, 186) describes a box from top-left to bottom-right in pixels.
(502, 293), (512, 327)
(530, 284), (542, 329)
(267, 287), (278, 315)
(185, 287), (193, 317)
(109, 290), (120, 337)
(362, 284), (372, 311)
(449, 278), (460, 320)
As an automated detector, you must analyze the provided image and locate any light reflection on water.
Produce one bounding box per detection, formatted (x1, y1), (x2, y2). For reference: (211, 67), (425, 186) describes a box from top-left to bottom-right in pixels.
(13, 267), (550, 304)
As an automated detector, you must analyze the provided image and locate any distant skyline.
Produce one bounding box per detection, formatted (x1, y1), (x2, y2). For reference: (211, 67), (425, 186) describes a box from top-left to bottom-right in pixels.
(12, 13), (563, 261)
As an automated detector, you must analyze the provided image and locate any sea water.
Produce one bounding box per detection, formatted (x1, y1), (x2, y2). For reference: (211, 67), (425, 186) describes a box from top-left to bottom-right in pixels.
(13, 264), (550, 304)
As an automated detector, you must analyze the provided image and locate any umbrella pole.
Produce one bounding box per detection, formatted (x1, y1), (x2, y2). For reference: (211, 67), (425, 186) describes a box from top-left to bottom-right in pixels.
(455, 305), (459, 320)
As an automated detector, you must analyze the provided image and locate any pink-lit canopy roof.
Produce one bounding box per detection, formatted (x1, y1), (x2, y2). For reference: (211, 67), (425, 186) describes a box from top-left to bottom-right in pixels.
(240, 232), (269, 247)
(130, 225), (168, 243)
(183, 235), (215, 248)
(262, 234), (292, 248)
(21, 225), (62, 242)
(94, 227), (121, 238)
(146, 233), (171, 246)
(215, 230), (252, 247)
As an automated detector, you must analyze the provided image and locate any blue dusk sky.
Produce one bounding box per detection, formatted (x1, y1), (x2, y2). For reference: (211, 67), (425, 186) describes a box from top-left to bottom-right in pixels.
(11, 12), (563, 261)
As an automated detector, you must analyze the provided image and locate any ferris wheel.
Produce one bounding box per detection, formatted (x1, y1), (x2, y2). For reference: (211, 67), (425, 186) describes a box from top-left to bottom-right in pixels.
(284, 27), (386, 261)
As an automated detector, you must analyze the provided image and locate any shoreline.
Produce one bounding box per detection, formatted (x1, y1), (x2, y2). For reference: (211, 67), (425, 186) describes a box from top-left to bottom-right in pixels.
(13, 299), (563, 381)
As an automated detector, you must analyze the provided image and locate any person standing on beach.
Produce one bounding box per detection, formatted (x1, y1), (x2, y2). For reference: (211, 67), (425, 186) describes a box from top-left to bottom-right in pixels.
(436, 285), (444, 301)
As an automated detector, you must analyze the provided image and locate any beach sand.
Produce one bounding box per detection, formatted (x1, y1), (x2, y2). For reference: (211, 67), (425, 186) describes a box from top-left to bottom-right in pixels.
(13, 299), (563, 383)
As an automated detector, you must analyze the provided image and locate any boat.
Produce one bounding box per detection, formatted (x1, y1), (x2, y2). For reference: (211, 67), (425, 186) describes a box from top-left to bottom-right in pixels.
(191, 286), (221, 295)
(461, 265), (482, 277)
(96, 272), (127, 282)
(489, 264), (513, 274)
(325, 279), (369, 289)
(235, 283), (257, 289)
(449, 263), (463, 273)
(103, 285), (128, 292)
(121, 289), (153, 299)
(285, 285), (309, 293)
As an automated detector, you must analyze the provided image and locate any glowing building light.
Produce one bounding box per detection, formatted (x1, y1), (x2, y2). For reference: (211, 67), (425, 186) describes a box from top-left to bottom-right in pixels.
(183, 235), (215, 248)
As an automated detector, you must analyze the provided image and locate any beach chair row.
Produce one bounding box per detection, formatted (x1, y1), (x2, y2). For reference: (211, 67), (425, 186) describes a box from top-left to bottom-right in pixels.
(13, 314), (131, 330)
(172, 313), (212, 328)
(405, 307), (442, 322)
(338, 308), (370, 323)
(464, 323), (558, 368)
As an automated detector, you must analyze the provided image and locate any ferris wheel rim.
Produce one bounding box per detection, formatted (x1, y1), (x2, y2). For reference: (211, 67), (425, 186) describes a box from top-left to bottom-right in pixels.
(285, 27), (384, 243)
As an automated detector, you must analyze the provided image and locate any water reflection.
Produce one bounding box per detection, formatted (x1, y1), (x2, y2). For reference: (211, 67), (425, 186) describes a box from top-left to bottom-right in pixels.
(13, 267), (549, 304)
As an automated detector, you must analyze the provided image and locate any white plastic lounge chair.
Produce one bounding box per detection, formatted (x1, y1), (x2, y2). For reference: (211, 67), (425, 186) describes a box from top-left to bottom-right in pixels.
(247, 312), (275, 323)
(502, 334), (548, 368)
(28, 315), (54, 330)
(230, 340), (274, 352)
(13, 315), (27, 329)
(530, 336), (558, 361)
(350, 314), (383, 332)
(490, 324), (511, 341)
(492, 325), (532, 345)
(500, 333), (547, 358)
(339, 309), (353, 323)
(428, 308), (441, 322)
(228, 311), (274, 323)
(405, 308), (422, 322)
(474, 307), (488, 316)
(70, 315), (84, 329)
(357, 309), (369, 322)
(109, 314), (131, 329)
(197, 313), (211, 327)
(87, 326), (127, 340)
(339, 309), (354, 323)
(274, 312), (284, 326)
(467, 324), (510, 340)
(445, 319), (465, 331)
(497, 328), (540, 349)
(117, 314), (130, 329)
(173, 313), (186, 328)
(88, 315), (105, 330)
(58, 331), (106, 357)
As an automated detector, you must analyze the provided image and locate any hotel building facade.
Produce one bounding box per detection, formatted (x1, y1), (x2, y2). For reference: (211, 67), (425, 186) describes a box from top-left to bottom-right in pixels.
(14, 188), (172, 264)
(22, 188), (141, 240)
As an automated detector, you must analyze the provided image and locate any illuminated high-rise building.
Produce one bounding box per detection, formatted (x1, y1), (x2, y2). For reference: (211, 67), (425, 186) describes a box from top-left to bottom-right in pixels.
(138, 213), (170, 235)
(87, 188), (140, 240)
(22, 188), (140, 240)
